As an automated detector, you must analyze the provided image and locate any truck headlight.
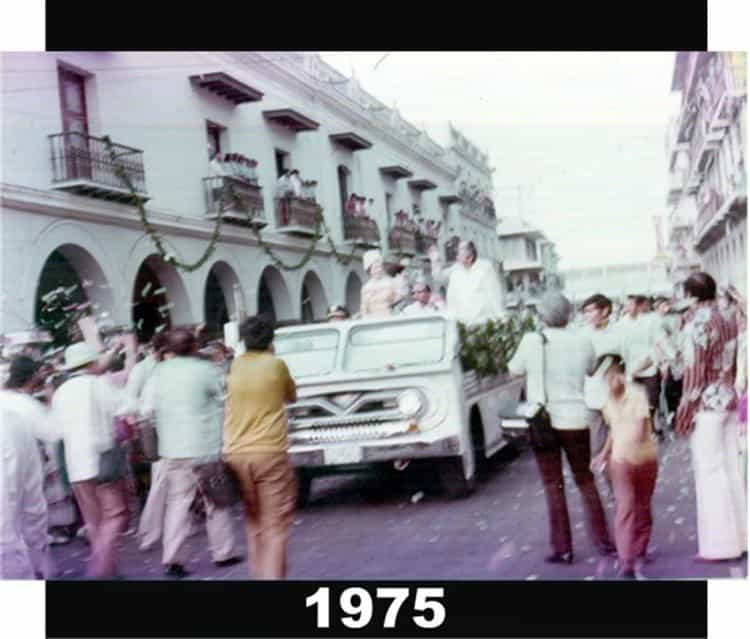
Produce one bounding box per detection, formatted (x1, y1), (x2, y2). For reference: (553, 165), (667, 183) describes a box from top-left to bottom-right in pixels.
(397, 389), (425, 418)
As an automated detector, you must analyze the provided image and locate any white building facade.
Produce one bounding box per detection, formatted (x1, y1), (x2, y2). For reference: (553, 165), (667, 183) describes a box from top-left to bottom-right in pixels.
(1, 52), (502, 342)
(496, 217), (560, 308)
(665, 52), (747, 293)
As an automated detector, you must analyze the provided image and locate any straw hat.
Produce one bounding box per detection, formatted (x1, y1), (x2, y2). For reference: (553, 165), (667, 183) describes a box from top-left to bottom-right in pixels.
(61, 342), (99, 371)
(363, 249), (383, 274)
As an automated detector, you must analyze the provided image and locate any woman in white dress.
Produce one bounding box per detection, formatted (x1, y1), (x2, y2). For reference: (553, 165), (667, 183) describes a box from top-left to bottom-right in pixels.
(360, 250), (398, 318)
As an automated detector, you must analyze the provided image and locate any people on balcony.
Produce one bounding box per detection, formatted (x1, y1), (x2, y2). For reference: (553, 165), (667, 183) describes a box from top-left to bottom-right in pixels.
(345, 194), (359, 217)
(276, 171), (292, 226)
(288, 170), (302, 198)
(209, 151), (228, 178)
(209, 153), (258, 185)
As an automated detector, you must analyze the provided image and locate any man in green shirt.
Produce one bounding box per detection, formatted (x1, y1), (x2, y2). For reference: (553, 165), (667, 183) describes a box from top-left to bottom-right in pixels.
(224, 315), (297, 579)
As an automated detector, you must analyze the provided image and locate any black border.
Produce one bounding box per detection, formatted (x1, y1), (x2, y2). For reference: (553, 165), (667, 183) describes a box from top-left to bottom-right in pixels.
(45, 0), (707, 52)
(42, 5), (710, 638)
(46, 580), (707, 637)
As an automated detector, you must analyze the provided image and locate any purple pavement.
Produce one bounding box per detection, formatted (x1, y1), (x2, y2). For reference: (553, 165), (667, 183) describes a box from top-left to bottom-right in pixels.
(50, 437), (747, 581)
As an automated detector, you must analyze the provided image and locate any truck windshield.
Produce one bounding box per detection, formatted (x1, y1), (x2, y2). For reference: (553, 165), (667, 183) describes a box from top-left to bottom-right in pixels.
(343, 318), (447, 372)
(275, 330), (339, 378)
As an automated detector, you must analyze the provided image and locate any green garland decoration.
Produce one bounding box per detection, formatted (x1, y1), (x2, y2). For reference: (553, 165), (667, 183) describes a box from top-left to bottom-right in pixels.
(104, 137), (358, 273)
(458, 315), (537, 378)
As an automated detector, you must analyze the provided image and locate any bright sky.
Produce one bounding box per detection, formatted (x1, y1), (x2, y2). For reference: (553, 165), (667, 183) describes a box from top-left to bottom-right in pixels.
(321, 52), (679, 270)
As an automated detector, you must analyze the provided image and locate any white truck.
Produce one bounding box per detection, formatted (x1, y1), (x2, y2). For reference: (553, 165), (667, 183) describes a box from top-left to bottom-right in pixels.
(275, 313), (525, 503)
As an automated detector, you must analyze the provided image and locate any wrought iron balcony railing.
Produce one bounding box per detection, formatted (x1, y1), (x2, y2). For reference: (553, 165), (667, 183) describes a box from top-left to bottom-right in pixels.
(415, 231), (438, 255)
(275, 197), (319, 235)
(343, 216), (380, 246)
(203, 176), (266, 228)
(388, 227), (417, 255)
(444, 237), (459, 263)
(49, 132), (148, 202)
(695, 189), (725, 235)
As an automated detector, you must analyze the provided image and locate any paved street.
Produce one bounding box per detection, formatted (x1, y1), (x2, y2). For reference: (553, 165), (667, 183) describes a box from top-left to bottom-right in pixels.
(50, 437), (747, 581)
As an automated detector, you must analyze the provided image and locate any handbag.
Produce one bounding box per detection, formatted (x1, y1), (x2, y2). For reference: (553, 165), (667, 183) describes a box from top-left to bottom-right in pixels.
(88, 375), (127, 484)
(194, 460), (241, 509)
(499, 331), (558, 451)
(97, 445), (127, 484)
(136, 417), (160, 463)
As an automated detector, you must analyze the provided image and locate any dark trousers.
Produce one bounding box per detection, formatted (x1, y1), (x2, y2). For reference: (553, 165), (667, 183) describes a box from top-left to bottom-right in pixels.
(635, 373), (662, 432)
(609, 459), (658, 571)
(532, 429), (612, 555)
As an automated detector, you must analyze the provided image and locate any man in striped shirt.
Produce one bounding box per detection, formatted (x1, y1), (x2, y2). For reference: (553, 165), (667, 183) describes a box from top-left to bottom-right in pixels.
(675, 272), (747, 562)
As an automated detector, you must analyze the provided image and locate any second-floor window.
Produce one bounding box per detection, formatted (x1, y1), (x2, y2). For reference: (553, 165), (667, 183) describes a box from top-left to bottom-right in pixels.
(275, 149), (290, 178)
(206, 121), (224, 160)
(525, 238), (538, 261)
(58, 66), (91, 179)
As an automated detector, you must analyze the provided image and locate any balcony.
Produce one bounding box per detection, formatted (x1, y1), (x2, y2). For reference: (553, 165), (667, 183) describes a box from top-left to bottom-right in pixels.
(275, 197), (319, 236)
(342, 216), (380, 247)
(444, 236), (460, 263)
(388, 227), (417, 256)
(689, 117), (723, 176)
(415, 232), (438, 256)
(204, 176), (266, 228)
(49, 132), (149, 203)
(695, 189), (724, 236)
(667, 169), (688, 205)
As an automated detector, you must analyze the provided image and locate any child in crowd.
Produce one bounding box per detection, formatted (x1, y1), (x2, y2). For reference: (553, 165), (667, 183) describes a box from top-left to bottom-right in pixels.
(591, 354), (659, 579)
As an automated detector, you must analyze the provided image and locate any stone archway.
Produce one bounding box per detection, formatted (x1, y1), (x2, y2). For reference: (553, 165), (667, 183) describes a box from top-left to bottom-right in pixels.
(204, 261), (244, 338)
(300, 270), (329, 322)
(258, 265), (293, 322)
(345, 271), (362, 315)
(132, 255), (192, 342)
(34, 244), (114, 345)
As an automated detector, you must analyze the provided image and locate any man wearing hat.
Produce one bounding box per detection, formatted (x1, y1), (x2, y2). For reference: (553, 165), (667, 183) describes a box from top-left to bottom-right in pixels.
(49, 342), (129, 578)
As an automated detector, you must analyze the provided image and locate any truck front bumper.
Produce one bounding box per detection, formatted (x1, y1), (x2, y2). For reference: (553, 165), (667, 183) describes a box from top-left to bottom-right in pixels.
(289, 434), (462, 468)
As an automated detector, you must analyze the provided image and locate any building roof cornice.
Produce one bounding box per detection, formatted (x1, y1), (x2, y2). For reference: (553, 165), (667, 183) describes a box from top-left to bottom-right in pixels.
(221, 52), (459, 179)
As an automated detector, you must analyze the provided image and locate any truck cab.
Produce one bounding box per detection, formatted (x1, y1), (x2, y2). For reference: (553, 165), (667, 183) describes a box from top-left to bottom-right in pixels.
(275, 313), (524, 502)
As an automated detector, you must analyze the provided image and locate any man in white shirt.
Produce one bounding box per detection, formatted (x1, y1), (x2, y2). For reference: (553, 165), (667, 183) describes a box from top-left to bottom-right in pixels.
(50, 342), (129, 578)
(508, 292), (614, 562)
(1, 357), (54, 579)
(429, 240), (505, 325)
(617, 296), (666, 435)
(402, 281), (440, 316)
(288, 169), (302, 198)
(579, 293), (622, 460)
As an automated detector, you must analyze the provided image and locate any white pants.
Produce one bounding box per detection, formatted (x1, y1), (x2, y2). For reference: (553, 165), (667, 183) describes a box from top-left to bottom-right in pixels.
(690, 411), (748, 559)
(137, 459), (167, 551)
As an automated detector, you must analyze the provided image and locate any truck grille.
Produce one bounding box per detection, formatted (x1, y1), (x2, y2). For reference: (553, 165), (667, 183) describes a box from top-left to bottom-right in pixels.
(289, 421), (411, 445)
(289, 389), (406, 430)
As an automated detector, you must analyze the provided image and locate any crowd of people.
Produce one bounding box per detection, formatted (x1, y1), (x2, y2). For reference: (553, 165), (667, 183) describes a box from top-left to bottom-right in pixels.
(1, 232), (746, 581)
(509, 274), (747, 579)
(1, 317), (297, 580)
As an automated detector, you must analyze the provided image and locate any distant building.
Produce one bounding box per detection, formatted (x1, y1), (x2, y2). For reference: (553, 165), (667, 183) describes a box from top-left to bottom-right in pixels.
(561, 260), (672, 306)
(665, 52), (747, 293)
(497, 217), (561, 309)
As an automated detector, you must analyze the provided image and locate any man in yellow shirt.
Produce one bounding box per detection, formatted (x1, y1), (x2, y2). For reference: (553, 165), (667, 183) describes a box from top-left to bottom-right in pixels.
(592, 354), (659, 579)
(224, 315), (297, 579)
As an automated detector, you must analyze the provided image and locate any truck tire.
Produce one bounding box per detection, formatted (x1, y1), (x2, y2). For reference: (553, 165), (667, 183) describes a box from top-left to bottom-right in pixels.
(438, 440), (476, 499)
(296, 469), (313, 508)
